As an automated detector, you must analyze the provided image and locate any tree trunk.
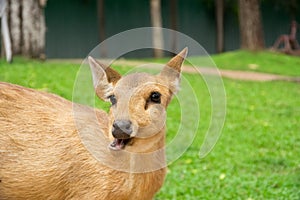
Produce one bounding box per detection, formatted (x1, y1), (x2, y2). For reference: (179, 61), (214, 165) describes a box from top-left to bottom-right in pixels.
(8, 0), (22, 55)
(238, 0), (264, 50)
(169, 0), (177, 54)
(1, 0), (12, 62)
(7, 0), (47, 59)
(215, 0), (224, 53)
(150, 0), (164, 58)
(97, 0), (107, 57)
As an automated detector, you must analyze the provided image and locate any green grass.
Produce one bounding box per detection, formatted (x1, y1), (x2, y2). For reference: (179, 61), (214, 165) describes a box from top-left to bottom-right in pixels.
(0, 56), (299, 199)
(148, 50), (300, 77)
(0, 57), (80, 100)
(158, 78), (300, 199)
(209, 50), (300, 76)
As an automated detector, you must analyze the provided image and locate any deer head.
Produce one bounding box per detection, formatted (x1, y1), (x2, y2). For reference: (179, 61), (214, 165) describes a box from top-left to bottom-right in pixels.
(88, 48), (188, 152)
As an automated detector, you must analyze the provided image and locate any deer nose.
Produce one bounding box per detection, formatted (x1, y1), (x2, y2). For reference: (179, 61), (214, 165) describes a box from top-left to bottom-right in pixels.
(112, 120), (132, 139)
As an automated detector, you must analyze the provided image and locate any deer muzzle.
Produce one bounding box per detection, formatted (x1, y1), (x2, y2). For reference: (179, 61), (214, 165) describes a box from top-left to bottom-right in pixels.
(112, 120), (133, 139)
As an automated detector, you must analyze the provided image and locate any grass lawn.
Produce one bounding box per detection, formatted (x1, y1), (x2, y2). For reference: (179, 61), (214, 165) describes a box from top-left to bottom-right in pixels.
(191, 51), (300, 76)
(0, 54), (299, 199)
(144, 50), (300, 77)
(208, 50), (300, 76)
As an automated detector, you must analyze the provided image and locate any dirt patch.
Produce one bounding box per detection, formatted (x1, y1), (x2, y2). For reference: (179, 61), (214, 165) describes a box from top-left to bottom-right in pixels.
(49, 59), (300, 83)
(113, 60), (300, 83)
(182, 66), (299, 82)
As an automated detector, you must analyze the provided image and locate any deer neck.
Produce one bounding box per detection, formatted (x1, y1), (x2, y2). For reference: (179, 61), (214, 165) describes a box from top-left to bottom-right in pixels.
(104, 128), (166, 174)
(129, 127), (166, 153)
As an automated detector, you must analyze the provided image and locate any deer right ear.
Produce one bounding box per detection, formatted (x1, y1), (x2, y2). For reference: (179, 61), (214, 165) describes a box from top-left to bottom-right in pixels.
(159, 48), (188, 94)
(88, 56), (121, 101)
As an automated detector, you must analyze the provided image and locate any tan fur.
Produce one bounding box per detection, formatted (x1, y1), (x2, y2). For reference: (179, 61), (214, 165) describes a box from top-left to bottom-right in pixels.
(0, 48), (187, 199)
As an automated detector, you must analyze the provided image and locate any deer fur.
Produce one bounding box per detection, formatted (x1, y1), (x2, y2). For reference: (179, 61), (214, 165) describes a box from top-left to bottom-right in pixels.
(0, 48), (188, 200)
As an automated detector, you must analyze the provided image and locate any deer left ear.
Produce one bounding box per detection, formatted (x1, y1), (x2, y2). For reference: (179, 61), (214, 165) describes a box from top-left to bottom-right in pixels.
(88, 56), (121, 101)
(159, 47), (188, 94)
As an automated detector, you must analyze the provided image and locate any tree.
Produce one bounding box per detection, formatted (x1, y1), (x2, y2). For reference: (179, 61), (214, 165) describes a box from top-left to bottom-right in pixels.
(215, 0), (224, 53)
(7, 0), (47, 59)
(238, 0), (265, 50)
(97, 0), (107, 57)
(169, 0), (177, 54)
(150, 0), (164, 57)
(1, 0), (12, 62)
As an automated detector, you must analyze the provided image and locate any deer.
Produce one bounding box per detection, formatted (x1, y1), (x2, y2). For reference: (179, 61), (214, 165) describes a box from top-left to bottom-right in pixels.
(0, 48), (188, 200)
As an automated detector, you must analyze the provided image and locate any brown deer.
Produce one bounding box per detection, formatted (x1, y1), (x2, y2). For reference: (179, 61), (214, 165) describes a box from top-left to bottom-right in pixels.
(0, 48), (188, 199)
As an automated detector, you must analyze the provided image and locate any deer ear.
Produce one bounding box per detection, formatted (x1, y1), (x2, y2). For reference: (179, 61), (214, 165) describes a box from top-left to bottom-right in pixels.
(159, 47), (188, 93)
(88, 56), (121, 101)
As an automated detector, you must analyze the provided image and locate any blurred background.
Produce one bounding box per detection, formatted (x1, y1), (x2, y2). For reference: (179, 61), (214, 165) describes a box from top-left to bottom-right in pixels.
(1, 0), (300, 59)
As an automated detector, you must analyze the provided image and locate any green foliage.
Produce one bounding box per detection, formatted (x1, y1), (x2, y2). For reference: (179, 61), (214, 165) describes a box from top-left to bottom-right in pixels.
(0, 56), (299, 199)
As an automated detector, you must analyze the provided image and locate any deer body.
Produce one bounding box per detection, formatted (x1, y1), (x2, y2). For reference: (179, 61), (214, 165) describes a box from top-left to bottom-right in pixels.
(0, 48), (187, 199)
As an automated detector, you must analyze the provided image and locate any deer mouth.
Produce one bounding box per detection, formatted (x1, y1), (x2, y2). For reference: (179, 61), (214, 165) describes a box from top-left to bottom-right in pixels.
(109, 138), (132, 151)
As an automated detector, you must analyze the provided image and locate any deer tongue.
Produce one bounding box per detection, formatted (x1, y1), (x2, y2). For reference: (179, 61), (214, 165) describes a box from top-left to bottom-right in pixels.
(109, 138), (130, 151)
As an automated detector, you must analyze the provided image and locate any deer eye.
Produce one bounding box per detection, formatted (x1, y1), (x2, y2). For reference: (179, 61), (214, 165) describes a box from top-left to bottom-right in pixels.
(109, 95), (117, 105)
(149, 92), (161, 104)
